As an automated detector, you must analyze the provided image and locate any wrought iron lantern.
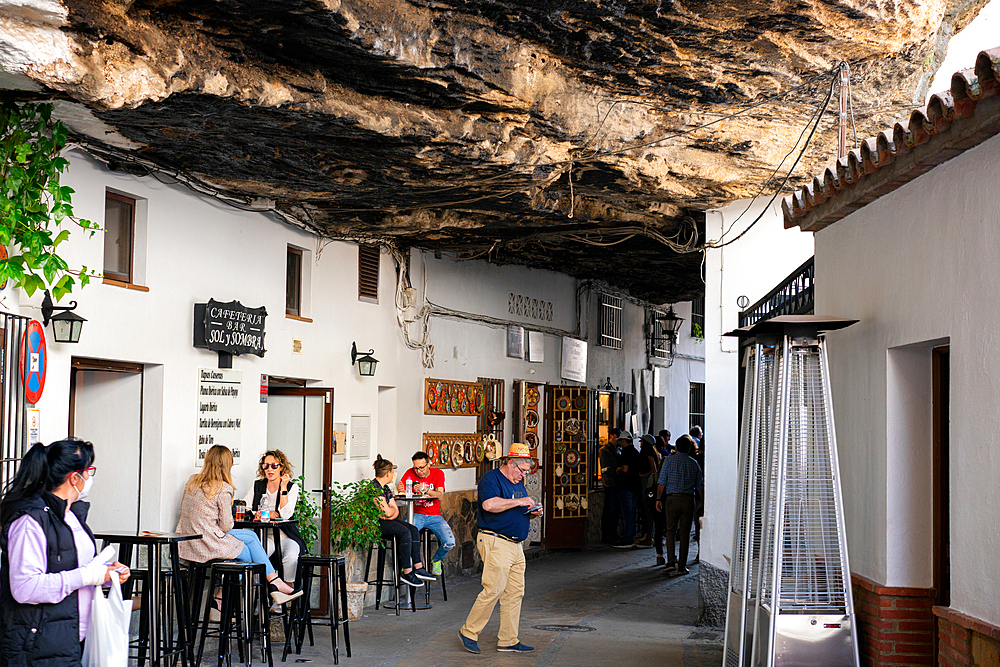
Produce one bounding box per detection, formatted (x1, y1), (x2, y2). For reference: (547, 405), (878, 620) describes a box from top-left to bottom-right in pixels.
(41, 290), (86, 343)
(351, 342), (378, 377)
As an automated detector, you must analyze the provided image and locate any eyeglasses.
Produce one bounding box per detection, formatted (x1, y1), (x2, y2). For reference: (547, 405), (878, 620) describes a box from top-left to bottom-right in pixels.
(262, 463), (281, 470)
(76, 467), (97, 478)
(515, 465), (530, 474)
(414, 464), (430, 472)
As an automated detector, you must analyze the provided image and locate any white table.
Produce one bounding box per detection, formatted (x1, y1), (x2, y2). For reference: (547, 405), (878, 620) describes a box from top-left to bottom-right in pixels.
(394, 494), (432, 610)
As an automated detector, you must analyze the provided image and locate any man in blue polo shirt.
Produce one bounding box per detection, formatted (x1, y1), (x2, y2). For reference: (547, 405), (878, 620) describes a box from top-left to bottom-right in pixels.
(458, 443), (542, 654)
(655, 434), (704, 575)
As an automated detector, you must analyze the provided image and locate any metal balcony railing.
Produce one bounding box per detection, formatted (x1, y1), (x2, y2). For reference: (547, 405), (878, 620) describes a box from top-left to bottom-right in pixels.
(739, 257), (814, 328)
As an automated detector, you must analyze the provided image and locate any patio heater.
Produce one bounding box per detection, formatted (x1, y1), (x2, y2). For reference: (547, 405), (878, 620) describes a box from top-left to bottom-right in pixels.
(722, 336), (779, 667)
(723, 315), (860, 667)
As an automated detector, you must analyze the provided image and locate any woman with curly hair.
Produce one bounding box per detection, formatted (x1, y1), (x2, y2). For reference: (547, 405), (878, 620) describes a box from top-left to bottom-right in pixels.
(242, 449), (306, 585)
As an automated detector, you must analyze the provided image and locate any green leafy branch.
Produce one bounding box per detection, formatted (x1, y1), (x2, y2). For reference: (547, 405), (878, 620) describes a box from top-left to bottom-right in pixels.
(292, 475), (321, 554)
(0, 101), (99, 300)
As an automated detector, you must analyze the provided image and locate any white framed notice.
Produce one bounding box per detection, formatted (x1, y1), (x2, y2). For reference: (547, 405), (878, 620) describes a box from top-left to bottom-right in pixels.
(560, 337), (587, 383)
(196, 368), (243, 466)
(527, 331), (544, 363)
(507, 325), (525, 358)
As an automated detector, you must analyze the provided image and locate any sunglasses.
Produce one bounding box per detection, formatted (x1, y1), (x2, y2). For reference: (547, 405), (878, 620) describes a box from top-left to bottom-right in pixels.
(262, 463), (282, 470)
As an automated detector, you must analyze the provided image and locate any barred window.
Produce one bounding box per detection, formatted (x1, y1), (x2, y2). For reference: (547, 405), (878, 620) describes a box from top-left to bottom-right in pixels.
(689, 382), (705, 431)
(599, 294), (623, 349)
(691, 296), (705, 338)
(648, 309), (670, 359)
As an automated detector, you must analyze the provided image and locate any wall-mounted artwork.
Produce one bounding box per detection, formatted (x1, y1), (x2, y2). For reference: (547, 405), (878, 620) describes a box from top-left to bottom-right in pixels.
(422, 432), (485, 469)
(424, 378), (485, 416)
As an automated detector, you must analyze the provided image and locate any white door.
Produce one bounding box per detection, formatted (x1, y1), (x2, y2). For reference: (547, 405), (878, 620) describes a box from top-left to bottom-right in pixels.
(72, 369), (143, 533)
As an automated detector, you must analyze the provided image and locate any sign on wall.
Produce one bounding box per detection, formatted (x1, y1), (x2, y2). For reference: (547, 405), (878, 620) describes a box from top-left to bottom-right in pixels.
(561, 337), (588, 383)
(196, 368), (243, 466)
(193, 299), (267, 357)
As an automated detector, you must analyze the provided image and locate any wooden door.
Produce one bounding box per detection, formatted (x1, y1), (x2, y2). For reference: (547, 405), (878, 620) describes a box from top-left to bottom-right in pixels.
(543, 385), (589, 548)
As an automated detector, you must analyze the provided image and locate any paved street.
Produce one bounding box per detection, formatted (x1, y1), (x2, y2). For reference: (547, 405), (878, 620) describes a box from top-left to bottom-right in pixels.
(264, 546), (722, 667)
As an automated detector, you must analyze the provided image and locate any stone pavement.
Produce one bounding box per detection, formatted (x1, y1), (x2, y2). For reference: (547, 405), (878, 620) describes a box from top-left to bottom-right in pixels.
(265, 546), (723, 667)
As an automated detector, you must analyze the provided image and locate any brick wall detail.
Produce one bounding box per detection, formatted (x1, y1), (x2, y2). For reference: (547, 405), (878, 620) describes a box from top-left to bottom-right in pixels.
(934, 605), (1000, 667)
(852, 573), (936, 667)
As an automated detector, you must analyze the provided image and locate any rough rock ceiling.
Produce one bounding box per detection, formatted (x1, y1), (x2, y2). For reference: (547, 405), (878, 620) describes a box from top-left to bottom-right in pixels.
(0, 0), (987, 302)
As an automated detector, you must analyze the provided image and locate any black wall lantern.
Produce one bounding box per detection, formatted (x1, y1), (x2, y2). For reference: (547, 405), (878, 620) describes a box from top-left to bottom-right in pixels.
(657, 305), (684, 362)
(351, 342), (379, 377)
(41, 290), (86, 343)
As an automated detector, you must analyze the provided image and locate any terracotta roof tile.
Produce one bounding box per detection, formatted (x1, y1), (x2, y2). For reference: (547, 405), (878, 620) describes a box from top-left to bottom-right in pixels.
(784, 47), (1000, 231)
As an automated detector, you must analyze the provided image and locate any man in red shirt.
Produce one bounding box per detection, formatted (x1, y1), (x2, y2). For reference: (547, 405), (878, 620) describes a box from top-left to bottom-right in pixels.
(396, 450), (456, 575)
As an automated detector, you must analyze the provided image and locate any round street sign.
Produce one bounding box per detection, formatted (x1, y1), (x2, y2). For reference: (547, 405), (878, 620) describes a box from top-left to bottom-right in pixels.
(21, 320), (47, 405)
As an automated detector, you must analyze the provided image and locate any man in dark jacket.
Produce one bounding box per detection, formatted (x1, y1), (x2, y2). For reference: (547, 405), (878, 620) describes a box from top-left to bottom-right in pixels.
(615, 433), (643, 548)
(598, 429), (622, 544)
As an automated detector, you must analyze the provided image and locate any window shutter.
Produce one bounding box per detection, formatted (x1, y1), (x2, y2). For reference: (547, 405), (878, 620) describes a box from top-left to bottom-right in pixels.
(358, 245), (380, 303)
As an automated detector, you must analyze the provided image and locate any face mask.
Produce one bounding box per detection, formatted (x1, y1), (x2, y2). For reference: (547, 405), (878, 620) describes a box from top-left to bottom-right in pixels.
(75, 473), (94, 501)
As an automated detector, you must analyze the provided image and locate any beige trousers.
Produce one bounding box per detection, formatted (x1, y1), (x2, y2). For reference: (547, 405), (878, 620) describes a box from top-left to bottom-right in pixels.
(460, 532), (526, 647)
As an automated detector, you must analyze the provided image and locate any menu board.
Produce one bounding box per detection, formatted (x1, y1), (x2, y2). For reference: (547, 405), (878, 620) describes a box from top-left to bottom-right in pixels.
(196, 368), (242, 465)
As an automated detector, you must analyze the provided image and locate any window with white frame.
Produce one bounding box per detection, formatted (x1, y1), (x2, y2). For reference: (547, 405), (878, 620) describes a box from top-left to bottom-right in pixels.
(599, 293), (623, 349)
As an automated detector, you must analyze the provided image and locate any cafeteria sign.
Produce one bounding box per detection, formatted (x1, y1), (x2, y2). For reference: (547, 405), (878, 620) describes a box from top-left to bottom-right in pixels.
(193, 299), (267, 357)
(196, 368), (242, 466)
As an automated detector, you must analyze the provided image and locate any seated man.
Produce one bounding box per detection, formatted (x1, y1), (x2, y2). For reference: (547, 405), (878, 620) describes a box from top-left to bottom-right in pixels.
(397, 451), (456, 575)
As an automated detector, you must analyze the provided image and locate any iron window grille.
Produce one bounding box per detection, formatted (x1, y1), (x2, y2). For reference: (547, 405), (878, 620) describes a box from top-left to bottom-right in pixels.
(598, 293), (623, 349)
(648, 309), (671, 359)
(691, 296), (705, 338)
(689, 382), (705, 431)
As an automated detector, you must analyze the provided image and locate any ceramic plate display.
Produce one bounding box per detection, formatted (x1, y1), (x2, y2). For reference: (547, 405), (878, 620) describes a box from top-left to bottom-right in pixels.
(439, 441), (450, 465)
(564, 449), (580, 467)
(476, 442), (485, 462)
(427, 387), (437, 408)
(427, 442), (438, 464)
(555, 441), (566, 453)
(556, 395), (571, 411)
(524, 432), (538, 448)
(476, 392), (485, 412)
(560, 474), (570, 486)
(465, 440), (474, 463)
(451, 441), (463, 469)
(573, 395), (586, 410)
(526, 386), (539, 406)
(525, 409), (538, 428)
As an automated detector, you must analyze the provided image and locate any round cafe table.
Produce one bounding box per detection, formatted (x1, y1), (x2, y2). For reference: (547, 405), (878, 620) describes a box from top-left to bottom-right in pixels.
(394, 494), (432, 610)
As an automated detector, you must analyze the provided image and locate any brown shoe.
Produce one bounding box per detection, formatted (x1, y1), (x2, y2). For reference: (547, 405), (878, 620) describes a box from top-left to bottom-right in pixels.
(655, 555), (665, 566)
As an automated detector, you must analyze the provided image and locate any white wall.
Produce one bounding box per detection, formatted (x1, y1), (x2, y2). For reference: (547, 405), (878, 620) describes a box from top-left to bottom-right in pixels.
(814, 131), (1000, 626)
(702, 198), (814, 574)
(24, 150), (582, 530)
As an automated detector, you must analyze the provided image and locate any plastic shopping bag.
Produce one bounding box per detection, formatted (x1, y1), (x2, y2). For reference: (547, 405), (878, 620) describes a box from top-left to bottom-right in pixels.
(82, 574), (131, 667)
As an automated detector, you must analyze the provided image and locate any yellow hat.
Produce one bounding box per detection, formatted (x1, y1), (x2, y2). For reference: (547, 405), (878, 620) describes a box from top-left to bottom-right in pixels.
(507, 442), (532, 458)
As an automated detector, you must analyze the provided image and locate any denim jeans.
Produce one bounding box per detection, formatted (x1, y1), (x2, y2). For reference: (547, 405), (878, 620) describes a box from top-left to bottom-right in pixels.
(617, 489), (638, 543)
(229, 528), (276, 577)
(412, 513), (456, 563)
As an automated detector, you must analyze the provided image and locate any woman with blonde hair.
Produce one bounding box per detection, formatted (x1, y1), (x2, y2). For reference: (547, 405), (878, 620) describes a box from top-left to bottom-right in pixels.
(242, 449), (306, 585)
(175, 445), (301, 604)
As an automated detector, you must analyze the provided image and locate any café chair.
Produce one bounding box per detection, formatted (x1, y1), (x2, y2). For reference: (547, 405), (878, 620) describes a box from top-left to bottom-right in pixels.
(195, 561), (273, 667)
(364, 535), (415, 615)
(129, 567), (190, 667)
(283, 554), (352, 665)
(419, 528), (448, 603)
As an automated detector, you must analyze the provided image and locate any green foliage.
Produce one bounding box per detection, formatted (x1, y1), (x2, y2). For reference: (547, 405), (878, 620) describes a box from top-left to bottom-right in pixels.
(292, 475), (321, 554)
(328, 479), (382, 555)
(691, 322), (704, 340)
(0, 101), (98, 300)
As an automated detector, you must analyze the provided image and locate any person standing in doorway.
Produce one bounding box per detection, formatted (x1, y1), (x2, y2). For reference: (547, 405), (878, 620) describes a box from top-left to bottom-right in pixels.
(655, 435), (703, 575)
(397, 451), (456, 575)
(636, 434), (660, 550)
(458, 443), (542, 654)
(598, 429), (622, 545)
(615, 433), (642, 549)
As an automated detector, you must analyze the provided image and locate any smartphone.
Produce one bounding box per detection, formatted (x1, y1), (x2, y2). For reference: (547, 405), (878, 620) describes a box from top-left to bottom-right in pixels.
(523, 504), (543, 515)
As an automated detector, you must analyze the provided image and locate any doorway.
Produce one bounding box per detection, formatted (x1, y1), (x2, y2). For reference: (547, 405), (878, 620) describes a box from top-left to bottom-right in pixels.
(69, 357), (143, 533)
(932, 346), (950, 608)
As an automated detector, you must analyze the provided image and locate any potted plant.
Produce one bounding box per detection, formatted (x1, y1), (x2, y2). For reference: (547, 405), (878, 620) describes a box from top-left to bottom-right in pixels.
(328, 479), (382, 621)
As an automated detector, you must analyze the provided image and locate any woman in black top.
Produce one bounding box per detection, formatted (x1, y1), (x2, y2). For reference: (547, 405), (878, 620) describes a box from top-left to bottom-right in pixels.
(372, 456), (436, 589)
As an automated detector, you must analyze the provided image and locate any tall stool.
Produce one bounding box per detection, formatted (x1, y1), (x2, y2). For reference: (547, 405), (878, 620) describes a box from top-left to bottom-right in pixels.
(130, 568), (190, 667)
(419, 528), (448, 603)
(364, 535), (415, 614)
(284, 554), (352, 664)
(195, 561), (273, 667)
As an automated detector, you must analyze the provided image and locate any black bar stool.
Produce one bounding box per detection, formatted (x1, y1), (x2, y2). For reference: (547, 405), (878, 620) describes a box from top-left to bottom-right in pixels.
(283, 554), (352, 664)
(364, 535), (414, 614)
(419, 528), (448, 603)
(130, 568), (189, 667)
(195, 561), (273, 667)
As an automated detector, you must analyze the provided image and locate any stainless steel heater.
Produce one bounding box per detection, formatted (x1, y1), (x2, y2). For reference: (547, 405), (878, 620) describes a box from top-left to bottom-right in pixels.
(750, 316), (860, 667)
(723, 338), (779, 667)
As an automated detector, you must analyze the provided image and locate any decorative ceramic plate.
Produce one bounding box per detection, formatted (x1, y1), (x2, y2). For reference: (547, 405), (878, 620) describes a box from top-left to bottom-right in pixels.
(563, 418), (580, 435)
(529, 459), (540, 475)
(439, 441), (450, 465)
(573, 395), (586, 411)
(464, 442), (474, 463)
(524, 432), (538, 448)
(436, 381), (443, 396)
(476, 392), (484, 412)
(525, 409), (538, 428)
(459, 387), (466, 403)
(555, 441), (566, 453)
(476, 442), (485, 462)
(565, 449), (580, 467)
(426, 442), (438, 464)
(556, 395), (571, 411)
(575, 431), (586, 442)
(565, 494), (580, 511)
(451, 397), (460, 413)
(461, 399), (469, 413)
(451, 442), (463, 469)
(575, 473), (586, 484)
(526, 386), (539, 406)
(427, 387), (437, 408)
(560, 474), (570, 486)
